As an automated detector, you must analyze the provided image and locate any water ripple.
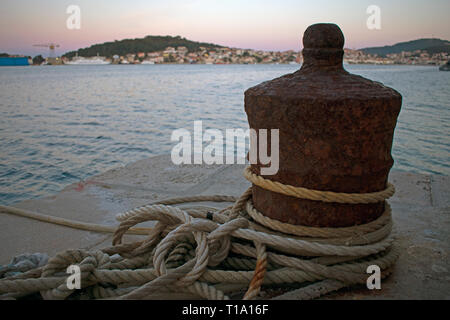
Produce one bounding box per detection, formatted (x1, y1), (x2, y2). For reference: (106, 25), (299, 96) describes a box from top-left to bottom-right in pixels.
(0, 64), (448, 205)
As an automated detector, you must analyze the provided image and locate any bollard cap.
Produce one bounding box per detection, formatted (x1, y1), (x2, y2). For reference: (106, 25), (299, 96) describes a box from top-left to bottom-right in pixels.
(301, 23), (345, 70)
(303, 23), (344, 49)
(246, 23), (402, 100)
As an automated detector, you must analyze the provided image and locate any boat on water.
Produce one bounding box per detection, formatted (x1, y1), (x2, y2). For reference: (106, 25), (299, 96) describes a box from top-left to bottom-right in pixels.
(66, 54), (110, 65)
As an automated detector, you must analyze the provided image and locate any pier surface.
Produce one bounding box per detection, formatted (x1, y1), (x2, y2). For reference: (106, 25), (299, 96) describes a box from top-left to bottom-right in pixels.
(1, 155), (449, 299)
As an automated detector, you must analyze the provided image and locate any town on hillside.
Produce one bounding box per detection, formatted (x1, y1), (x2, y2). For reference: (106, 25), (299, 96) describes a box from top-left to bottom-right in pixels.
(2, 46), (449, 66)
(55, 46), (450, 65)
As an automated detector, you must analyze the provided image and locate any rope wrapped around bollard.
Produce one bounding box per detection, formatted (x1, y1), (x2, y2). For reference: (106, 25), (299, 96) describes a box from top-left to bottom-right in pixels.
(0, 167), (399, 300)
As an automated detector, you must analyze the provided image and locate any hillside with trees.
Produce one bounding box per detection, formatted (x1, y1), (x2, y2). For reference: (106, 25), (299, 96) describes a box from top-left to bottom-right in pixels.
(63, 35), (223, 58)
(360, 38), (450, 57)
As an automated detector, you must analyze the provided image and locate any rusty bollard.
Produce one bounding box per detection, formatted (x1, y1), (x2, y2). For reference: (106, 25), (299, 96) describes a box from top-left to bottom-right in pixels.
(245, 23), (402, 227)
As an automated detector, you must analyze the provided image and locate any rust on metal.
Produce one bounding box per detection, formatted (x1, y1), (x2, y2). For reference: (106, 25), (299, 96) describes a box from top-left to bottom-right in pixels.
(244, 23), (402, 227)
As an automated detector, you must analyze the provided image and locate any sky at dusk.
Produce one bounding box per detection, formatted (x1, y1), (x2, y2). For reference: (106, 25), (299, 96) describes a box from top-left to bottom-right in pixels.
(1, 0), (449, 57)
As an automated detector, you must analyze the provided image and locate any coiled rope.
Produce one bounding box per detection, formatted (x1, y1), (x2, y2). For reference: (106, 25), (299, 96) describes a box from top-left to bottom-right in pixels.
(0, 167), (398, 300)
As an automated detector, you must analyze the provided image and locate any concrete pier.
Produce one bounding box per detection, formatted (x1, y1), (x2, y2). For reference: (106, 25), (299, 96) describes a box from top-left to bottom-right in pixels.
(0, 154), (449, 299)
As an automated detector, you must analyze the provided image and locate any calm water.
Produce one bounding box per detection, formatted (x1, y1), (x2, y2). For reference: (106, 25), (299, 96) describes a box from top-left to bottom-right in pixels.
(0, 64), (449, 205)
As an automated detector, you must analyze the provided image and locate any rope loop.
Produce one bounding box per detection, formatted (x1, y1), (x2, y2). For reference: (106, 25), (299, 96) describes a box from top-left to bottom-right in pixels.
(244, 166), (395, 204)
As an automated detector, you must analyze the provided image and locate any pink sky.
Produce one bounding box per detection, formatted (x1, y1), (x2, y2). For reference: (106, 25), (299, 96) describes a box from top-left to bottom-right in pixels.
(1, 0), (449, 56)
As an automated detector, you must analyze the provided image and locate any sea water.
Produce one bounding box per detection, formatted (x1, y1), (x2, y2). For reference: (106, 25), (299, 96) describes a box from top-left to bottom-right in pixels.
(0, 64), (448, 205)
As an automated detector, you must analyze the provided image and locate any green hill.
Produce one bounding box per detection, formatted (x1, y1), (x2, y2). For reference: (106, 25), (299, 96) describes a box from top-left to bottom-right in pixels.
(63, 35), (223, 58)
(360, 38), (450, 57)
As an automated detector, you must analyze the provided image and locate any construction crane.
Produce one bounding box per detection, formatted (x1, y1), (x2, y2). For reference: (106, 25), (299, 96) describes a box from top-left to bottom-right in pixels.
(33, 43), (60, 58)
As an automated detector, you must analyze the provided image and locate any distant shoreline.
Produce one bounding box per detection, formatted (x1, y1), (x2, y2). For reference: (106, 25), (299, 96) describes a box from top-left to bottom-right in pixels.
(25, 62), (443, 67)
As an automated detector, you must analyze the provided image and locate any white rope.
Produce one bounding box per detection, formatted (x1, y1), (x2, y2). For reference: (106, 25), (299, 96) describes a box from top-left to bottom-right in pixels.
(0, 168), (399, 300)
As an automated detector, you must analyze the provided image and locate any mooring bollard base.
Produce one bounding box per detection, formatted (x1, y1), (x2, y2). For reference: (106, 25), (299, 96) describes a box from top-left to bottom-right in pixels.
(245, 23), (402, 227)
